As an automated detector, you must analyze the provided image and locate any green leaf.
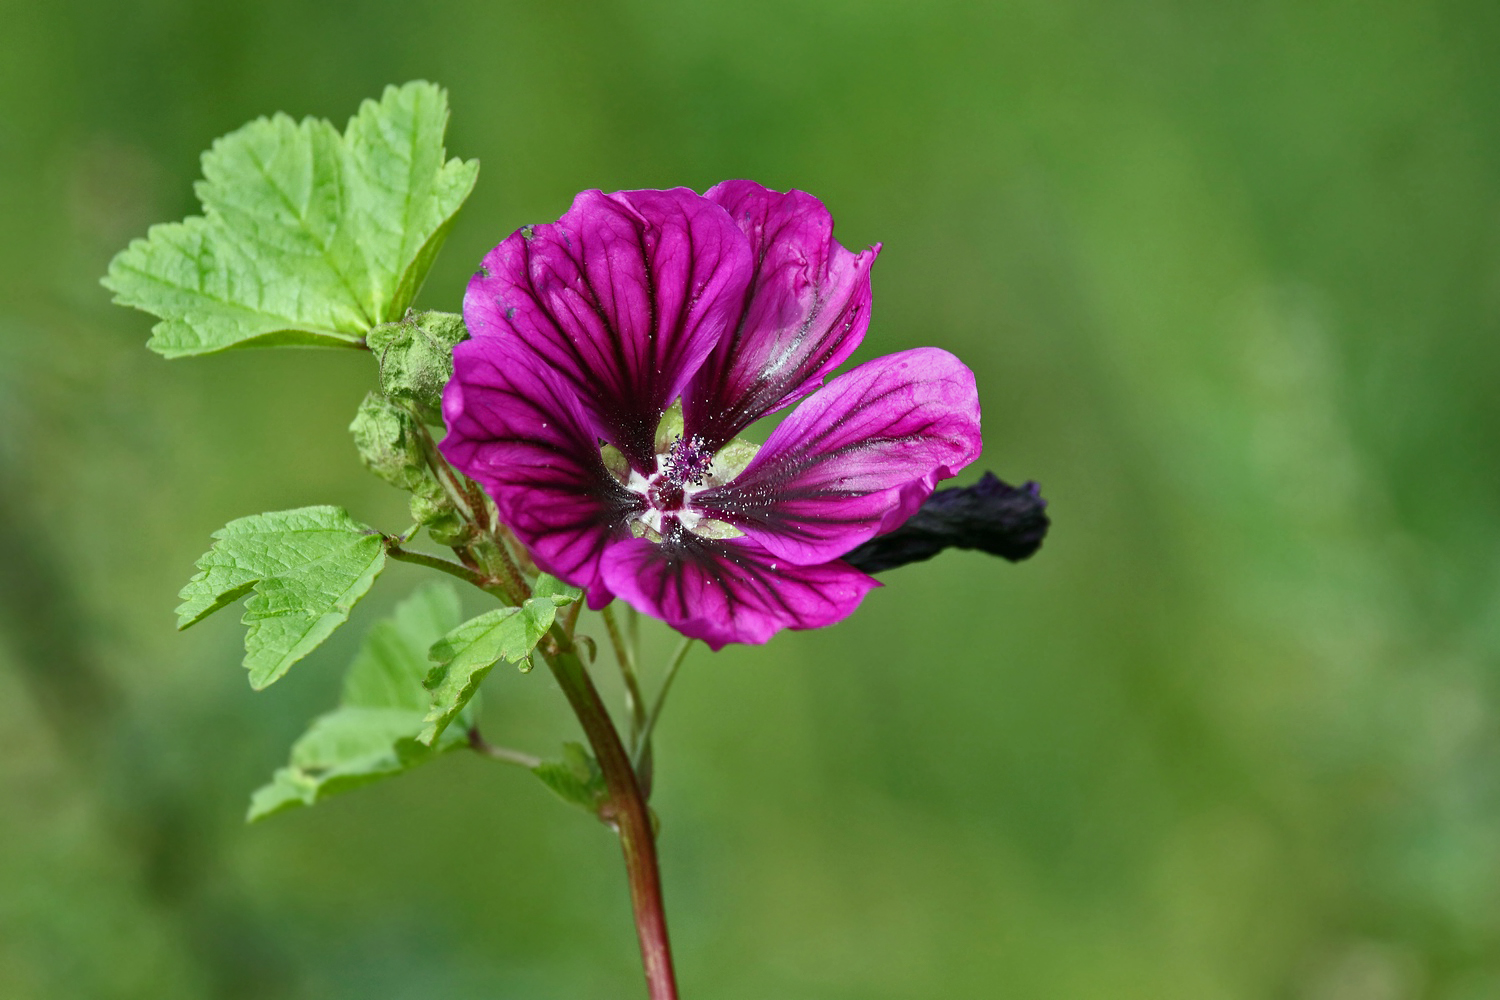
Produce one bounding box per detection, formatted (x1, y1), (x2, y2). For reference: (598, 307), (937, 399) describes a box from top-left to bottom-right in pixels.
(104, 81), (479, 358)
(341, 580), (461, 709)
(346, 388), (473, 545)
(366, 310), (468, 422)
(532, 573), (584, 606)
(248, 583), (470, 821)
(530, 742), (607, 813)
(418, 574), (582, 745)
(177, 506), (387, 689)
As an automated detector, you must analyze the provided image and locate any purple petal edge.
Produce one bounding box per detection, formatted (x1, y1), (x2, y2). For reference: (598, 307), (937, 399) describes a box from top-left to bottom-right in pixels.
(683, 181), (880, 448)
(600, 534), (880, 650)
(463, 187), (752, 470)
(441, 335), (639, 608)
(696, 347), (983, 566)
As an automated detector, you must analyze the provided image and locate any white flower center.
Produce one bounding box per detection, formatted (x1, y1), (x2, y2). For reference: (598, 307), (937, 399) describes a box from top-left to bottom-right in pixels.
(601, 405), (760, 544)
(623, 436), (741, 541)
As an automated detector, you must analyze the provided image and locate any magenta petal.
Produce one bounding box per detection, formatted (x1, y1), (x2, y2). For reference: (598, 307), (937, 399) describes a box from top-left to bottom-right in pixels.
(876, 473), (941, 536)
(682, 181), (880, 448)
(600, 534), (879, 650)
(441, 335), (640, 608)
(463, 188), (752, 470)
(696, 348), (982, 566)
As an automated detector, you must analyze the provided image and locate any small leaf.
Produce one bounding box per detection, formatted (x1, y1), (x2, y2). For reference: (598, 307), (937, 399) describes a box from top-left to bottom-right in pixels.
(418, 574), (582, 745)
(408, 485), (471, 546)
(420, 609), (546, 742)
(532, 573), (584, 606)
(248, 583), (470, 821)
(247, 711), (456, 821)
(347, 381), (475, 545)
(177, 506), (387, 689)
(530, 742), (607, 813)
(104, 81), (478, 358)
(422, 608), (536, 741)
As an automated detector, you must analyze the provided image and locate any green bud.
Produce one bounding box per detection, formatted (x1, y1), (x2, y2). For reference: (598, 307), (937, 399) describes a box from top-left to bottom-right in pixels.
(365, 311), (469, 423)
(409, 486), (472, 546)
(349, 392), (432, 493)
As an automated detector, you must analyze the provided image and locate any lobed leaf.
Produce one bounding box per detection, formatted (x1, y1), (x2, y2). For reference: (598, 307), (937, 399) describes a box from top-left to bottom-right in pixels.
(176, 506), (387, 689)
(104, 81), (478, 358)
(248, 583), (471, 821)
(418, 574), (582, 745)
(532, 574), (584, 606)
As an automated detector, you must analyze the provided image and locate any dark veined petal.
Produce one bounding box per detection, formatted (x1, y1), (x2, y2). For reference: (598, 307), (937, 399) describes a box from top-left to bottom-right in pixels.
(682, 181), (880, 449)
(695, 348), (982, 566)
(441, 334), (640, 608)
(463, 188), (753, 470)
(600, 532), (879, 650)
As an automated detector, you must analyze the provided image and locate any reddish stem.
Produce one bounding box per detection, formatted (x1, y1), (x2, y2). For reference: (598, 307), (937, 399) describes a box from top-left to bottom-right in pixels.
(542, 632), (679, 1000)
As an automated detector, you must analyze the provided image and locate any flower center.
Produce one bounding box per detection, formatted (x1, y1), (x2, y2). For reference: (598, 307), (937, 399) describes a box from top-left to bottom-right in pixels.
(649, 480), (686, 512)
(615, 434), (745, 543)
(599, 404), (760, 544)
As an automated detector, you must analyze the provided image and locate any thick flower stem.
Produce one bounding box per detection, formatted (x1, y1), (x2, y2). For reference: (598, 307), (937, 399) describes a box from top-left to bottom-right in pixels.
(541, 632), (679, 1000)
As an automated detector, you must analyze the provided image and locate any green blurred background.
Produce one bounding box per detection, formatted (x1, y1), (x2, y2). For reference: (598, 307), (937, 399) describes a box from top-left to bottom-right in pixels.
(3, 1), (1499, 997)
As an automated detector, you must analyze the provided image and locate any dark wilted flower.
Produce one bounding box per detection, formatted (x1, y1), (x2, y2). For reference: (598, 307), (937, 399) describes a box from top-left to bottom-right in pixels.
(841, 473), (1050, 573)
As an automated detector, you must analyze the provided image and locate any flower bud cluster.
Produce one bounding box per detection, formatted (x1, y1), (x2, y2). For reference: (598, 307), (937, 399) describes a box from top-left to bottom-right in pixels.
(349, 312), (478, 547)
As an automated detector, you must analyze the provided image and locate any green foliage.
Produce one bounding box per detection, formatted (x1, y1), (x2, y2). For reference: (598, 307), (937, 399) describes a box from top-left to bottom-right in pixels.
(366, 310), (468, 423)
(532, 574), (584, 606)
(248, 583), (472, 821)
(176, 506), (387, 689)
(531, 743), (607, 813)
(418, 575), (582, 745)
(103, 81), (478, 358)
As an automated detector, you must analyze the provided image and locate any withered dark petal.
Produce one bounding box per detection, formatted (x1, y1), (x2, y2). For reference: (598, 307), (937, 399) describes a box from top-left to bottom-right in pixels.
(840, 473), (1050, 573)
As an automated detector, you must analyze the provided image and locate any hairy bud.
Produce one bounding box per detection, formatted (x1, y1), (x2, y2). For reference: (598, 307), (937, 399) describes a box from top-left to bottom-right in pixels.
(366, 311), (469, 424)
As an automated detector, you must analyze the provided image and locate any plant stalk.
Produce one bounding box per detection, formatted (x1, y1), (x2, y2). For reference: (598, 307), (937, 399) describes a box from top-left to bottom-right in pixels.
(601, 603), (647, 738)
(467, 727), (542, 769)
(384, 540), (515, 604)
(541, 629), (678, 1000)
(419, 444), (675, 996)
(633, 638), (693, 787)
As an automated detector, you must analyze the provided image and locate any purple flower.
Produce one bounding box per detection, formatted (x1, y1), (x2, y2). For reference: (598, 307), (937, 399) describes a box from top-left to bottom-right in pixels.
(441, 181), (982, 649)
